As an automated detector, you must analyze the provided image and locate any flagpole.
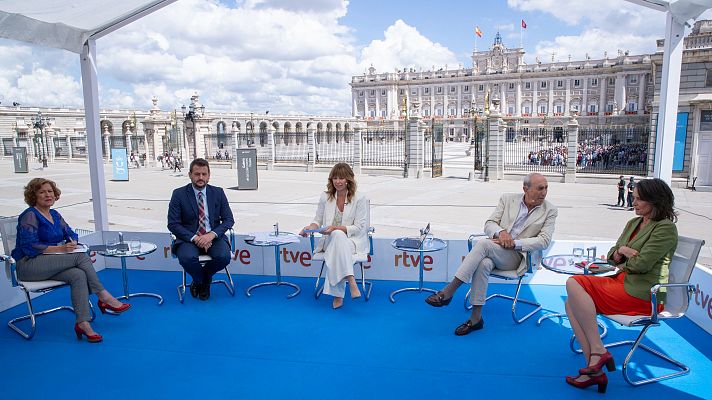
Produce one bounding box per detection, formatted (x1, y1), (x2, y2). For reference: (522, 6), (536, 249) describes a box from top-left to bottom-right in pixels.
(520, 24), (523, 49)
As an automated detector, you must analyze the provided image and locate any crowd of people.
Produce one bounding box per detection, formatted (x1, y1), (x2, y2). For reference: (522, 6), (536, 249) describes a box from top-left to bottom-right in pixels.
(10, 161), (681, 394)
(521, 142), (647, 172)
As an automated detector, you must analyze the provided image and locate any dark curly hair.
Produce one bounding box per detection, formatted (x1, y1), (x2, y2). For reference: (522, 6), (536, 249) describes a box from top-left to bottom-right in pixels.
(24, 178), (61, 206)
(635, 178), (677, 222)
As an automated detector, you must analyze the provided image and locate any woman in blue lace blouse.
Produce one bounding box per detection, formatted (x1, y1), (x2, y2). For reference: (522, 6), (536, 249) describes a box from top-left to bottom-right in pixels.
(12, 178), (130, 343)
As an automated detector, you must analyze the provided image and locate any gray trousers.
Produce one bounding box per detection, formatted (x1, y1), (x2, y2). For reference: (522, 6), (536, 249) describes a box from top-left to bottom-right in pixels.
(455, 239), (522, 306)
(17, 253), (105, 323)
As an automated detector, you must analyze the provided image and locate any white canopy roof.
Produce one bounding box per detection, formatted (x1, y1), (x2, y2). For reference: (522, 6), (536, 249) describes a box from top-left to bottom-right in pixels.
(626, 0), (712, 23)
(0, 0), (176, 53)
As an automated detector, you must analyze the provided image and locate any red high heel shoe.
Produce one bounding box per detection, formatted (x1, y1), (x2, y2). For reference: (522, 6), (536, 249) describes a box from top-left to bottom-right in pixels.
(74, 323), (103, 343)
(97, 300), (131, 314)
(580, 351), (616, 375)
(565, 373), (608, 393)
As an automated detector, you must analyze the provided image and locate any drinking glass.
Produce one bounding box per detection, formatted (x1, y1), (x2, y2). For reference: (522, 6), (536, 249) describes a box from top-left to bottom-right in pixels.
(106, 240), (118, 255)
(129, 239), (141, 254)
(572, 247), (585, 264)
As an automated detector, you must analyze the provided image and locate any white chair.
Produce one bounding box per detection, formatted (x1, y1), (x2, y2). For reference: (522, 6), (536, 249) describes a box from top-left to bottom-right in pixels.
(463, 233), (542, 324)
(0, 216), (94, 340)
(573, 236), (704, 386)
(309, 199), (374, 301)
(172, 230), (236, 303)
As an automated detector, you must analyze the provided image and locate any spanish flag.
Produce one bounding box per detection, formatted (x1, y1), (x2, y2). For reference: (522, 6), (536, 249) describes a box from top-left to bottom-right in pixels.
(521, 19), (527, 29)
(475, 26), (483, 38)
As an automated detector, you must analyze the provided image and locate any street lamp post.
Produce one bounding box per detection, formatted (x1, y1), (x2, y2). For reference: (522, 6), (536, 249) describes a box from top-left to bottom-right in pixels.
(181, 99), (205, 160)
(30, 111), (53, 168)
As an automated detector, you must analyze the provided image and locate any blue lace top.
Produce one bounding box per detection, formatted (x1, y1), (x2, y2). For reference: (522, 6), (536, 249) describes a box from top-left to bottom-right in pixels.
(11, 207), (78, 260)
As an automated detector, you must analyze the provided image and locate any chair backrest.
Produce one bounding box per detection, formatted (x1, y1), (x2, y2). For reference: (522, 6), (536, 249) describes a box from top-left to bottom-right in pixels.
(664, 235), (705, 315)
(0, 217), (19, 282)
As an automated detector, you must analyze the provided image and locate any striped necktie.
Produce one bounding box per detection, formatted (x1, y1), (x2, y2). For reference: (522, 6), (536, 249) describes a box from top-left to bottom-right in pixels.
(197, 191), (207, 235)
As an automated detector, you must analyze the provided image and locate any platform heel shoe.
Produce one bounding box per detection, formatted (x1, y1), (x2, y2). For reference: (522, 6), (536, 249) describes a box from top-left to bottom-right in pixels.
(565, 373), (608, 393)
(579, 351), (615, 375)
(74, 323), (103, 343)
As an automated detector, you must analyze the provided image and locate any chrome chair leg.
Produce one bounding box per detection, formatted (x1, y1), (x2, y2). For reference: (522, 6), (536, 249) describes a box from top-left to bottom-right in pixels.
(464, 279), (542, 324)
(314, 261), (326, 299)
(8, 288), (73, 340)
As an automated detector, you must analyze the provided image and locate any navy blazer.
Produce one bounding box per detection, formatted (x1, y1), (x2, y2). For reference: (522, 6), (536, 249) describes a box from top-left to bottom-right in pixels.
(167, 183), (234, 251)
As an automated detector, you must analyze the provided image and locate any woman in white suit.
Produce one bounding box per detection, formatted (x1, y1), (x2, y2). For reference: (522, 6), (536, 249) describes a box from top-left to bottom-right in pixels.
(300, 163), (369, 309)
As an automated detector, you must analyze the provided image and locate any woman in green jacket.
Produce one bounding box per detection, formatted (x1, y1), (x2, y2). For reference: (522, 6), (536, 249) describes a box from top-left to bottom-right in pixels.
(564, 178), (678, 393)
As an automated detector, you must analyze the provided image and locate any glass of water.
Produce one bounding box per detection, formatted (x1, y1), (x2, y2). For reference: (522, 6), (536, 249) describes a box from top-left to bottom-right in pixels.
(129, 239), (141, 254)
(106, 240), (118, 255)
(573, 247), (585, 264)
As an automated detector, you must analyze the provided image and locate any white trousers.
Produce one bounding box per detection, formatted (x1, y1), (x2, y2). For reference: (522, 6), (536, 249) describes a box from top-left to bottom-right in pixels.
(454, 239), (522, 306)
(321, 230), (357, 298)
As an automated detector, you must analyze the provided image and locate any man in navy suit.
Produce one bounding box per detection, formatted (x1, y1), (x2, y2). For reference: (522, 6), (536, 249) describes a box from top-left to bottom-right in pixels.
(168, 158), (234, 300)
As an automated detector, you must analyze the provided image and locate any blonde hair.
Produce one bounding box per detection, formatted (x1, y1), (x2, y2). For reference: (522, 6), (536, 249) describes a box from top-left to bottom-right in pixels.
(326, 163), (357, 202)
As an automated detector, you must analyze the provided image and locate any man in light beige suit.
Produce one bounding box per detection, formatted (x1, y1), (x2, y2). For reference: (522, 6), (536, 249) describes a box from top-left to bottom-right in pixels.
(426, 173), (558, 335)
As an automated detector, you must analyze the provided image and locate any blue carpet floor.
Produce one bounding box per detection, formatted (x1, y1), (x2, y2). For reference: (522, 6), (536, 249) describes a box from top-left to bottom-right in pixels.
(0, 269), (710, 399)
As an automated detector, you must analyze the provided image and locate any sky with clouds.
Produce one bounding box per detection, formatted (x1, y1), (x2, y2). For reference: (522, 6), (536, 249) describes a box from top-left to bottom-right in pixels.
(0, 0), (709, 116)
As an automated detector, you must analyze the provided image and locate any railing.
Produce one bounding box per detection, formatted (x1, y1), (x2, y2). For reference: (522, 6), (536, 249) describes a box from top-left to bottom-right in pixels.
(504, 126), (568, 173)
(235, 132), (270, 161)
(576, 126), (649, 175)
(423, 129), (432, 168)
(315, 131), (353, 164)
(361, 129), (406, 167)
(275, 132), (309, 163)
(203, 134), (234, 161)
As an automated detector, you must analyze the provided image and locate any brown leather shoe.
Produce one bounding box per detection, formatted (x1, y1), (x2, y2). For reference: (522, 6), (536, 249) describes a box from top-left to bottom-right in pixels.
(454, 318), (484, 336)
(425, 292), (452, 307)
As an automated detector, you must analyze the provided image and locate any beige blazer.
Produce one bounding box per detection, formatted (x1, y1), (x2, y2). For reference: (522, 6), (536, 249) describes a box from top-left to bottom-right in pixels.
(484, 192), (558, 275)
(311, 192), (369, 255)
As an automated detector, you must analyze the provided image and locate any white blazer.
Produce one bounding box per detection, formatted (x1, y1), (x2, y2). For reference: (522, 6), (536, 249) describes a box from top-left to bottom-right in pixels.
(312, 192), (369, 255)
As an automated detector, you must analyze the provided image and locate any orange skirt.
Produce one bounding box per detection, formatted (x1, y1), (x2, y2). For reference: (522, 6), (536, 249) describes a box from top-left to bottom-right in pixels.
(572, 272), (663, 315)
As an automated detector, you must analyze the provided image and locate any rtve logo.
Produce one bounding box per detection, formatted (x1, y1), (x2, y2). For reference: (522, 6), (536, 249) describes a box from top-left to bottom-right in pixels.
(693, 284), (712, 319)
(394, 252), (433, 271)
(280, 248), (373, 269)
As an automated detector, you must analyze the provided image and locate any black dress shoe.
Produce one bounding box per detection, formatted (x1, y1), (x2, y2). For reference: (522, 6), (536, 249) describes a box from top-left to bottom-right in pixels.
(425, 292), (452, 307)
(189, 282), (200, 298)
(198, 283), (211, 301)
(454, 318), (484, 336)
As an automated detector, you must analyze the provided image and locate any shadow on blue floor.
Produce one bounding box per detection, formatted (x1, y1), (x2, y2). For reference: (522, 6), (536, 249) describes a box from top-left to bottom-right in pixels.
(0, 269), (710, 399)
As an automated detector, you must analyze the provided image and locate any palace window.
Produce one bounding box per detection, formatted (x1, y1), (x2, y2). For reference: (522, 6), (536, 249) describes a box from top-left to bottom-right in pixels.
(629, 75), (638, 84)
(508, 83), (515, 90)
(463, 85), (470, 93)
(608, 78), (615, 86)
(448, 107), (456, 116)
(450, 86), (456, 93)
(606, 103), (614, 112)
(436, 86), (443, 94)
(539, 105), (547, 114)
(555, 105), (563, 113)
(706, 69), (712, 87)
(381, 110), (387, 117)
(411, 88), (418, 95)
(435, 108), (443, 116)
(478, 84), (484, 91)
(423, 108), (431, 116)
(369, 110), (376, 117)
(523, 106), (531, 114)
(370, 90), (375, 96)
(359, 91), (364, 97)
(525, 82), (531, 89)
(590, 78), (598, 87)
(589, 104), (598, 113)
(573, 79), (581, 87)
(540, 81), (547, 89)
(508, 106), (515, 114)
(381, 90), (386, 96)
(424, 87), (430, 95)
(399, 89), (405, 95)
(628, 102), (637, 112)
(556, 80), (563, 88)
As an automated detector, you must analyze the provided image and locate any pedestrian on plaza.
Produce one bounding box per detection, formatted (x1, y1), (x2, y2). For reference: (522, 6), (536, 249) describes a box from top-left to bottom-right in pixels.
(616, 175), (625, 207)
(12, 178), (130, 342)
(173, 156), (182, 173)
(627, 177), (635, 209)
(167, 158), (234, 301)
(299, 163), (369, 310)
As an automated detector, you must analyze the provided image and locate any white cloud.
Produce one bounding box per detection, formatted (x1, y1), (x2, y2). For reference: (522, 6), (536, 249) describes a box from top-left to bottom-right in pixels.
(508, 0), (669, 62)
(358, 19), (459, 73)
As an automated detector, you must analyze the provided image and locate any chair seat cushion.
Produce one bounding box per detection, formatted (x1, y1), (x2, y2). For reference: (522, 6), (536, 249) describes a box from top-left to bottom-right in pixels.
(19, 279), (67, 291)
(605, 310), (684, 326)
(312, 252), (369, 263)
(490, 268), (521, 280)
